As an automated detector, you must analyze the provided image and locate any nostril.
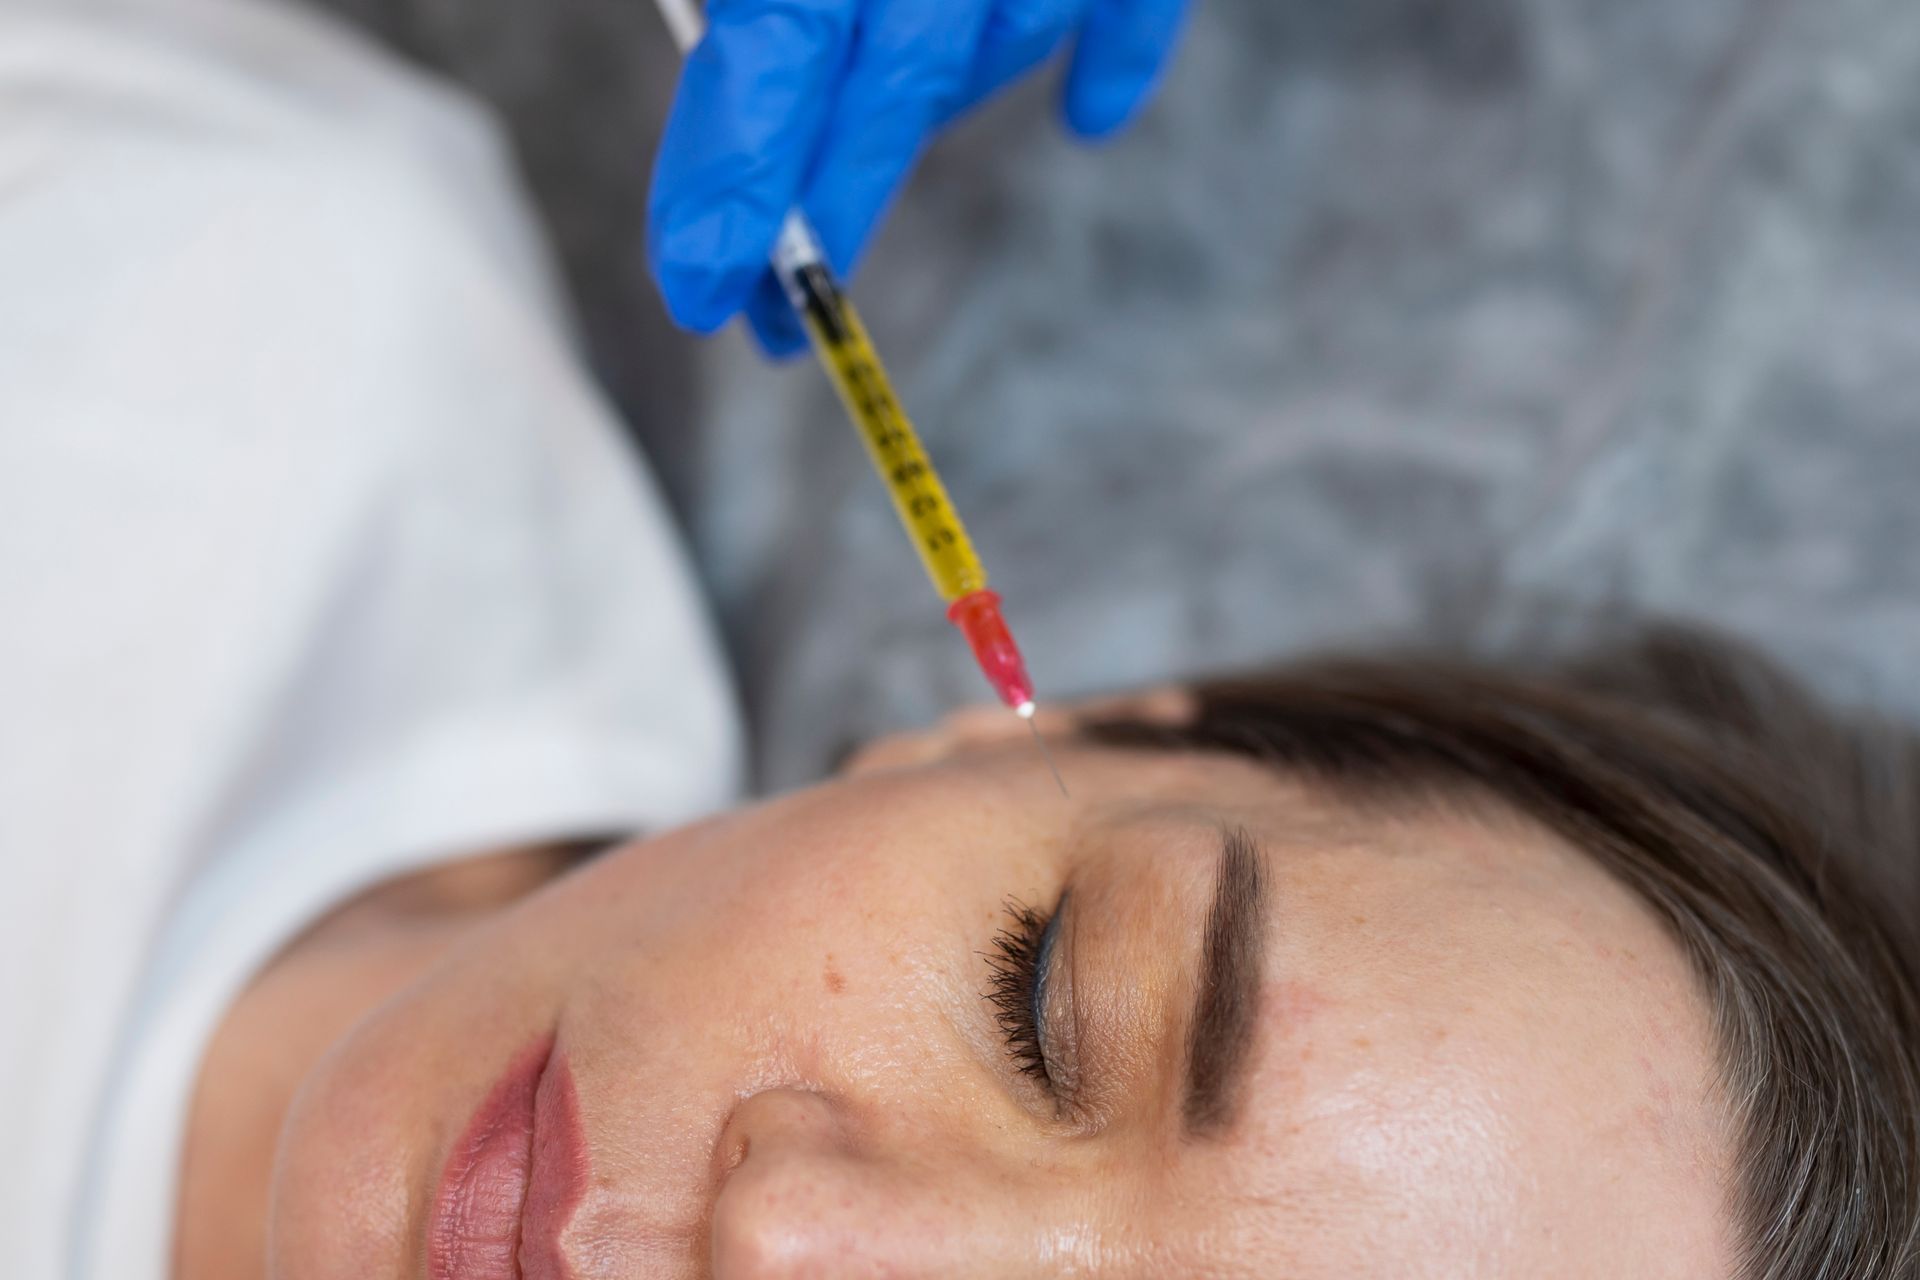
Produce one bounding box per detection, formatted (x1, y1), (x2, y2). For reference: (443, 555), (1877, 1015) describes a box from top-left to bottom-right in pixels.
(708, 1088), (839, 1208)
(708, 1088), (862, 1278)
(709, 1110), (753, 1195)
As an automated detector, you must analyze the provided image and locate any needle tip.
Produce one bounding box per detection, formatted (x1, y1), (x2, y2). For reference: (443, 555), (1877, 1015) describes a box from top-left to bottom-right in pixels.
(1022, 712), (1070, 798)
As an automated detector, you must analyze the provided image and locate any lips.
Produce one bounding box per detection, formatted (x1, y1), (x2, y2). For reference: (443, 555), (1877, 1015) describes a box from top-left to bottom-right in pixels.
(429, 1035), (589, 1280)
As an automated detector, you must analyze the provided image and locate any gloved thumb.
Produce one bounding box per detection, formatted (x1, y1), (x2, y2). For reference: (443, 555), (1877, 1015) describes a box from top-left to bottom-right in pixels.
(648, 1), (856, 332)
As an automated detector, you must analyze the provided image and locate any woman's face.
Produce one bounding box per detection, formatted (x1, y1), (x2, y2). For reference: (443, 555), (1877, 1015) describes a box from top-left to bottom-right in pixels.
(270, 712), (1732, 1278)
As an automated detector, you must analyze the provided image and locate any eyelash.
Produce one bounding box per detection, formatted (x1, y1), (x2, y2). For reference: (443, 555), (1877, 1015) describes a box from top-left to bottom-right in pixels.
(985, 900), (1056, 1092)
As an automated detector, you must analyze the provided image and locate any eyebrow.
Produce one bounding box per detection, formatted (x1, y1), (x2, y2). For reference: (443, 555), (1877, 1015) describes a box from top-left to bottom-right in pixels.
(1182, 825), (1268, 1136)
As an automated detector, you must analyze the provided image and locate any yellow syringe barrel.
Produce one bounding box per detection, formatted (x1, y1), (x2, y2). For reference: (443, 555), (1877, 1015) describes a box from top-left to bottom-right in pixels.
(770, 214), (1037, 713)
(787, 265), (987, 604)
(651, 1), (986, 607)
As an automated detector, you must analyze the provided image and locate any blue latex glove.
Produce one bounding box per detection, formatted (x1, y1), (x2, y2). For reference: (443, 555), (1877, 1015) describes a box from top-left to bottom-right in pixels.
(648, 0), (1190, 356)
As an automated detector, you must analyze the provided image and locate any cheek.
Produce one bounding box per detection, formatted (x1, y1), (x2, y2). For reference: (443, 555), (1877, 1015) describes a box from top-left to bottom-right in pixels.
(527, 791), (1001, 1085)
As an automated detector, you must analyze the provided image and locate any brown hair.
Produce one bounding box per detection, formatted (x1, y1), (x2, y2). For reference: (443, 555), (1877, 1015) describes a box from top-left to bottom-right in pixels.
(1085, 626), (1920, 1279)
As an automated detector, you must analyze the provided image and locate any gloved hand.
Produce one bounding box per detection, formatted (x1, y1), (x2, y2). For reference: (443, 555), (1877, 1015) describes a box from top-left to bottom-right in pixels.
(647, 0), (1190, 356)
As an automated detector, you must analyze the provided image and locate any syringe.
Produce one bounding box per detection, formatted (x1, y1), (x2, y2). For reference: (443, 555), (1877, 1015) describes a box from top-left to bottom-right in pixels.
(653, 0), (1064, 793)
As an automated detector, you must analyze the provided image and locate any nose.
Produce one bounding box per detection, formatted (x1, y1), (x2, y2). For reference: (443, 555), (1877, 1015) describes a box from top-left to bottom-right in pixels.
(707, 1088), (1039, 1279)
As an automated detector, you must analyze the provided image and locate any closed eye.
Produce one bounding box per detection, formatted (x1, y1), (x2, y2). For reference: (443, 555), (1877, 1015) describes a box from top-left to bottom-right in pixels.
(984, 895), (1068, 1098)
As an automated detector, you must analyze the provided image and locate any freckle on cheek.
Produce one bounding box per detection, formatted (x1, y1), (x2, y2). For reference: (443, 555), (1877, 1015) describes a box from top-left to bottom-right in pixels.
(823, 956), (847, 994)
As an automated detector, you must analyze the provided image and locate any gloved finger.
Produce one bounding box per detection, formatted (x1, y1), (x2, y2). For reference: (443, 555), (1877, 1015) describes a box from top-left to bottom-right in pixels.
(744, 270), (809, 357)
(951, 0), (1087, 121)
(1061, 0), (1190, 139)
(647, 0), (858, 333)
(793, 0), (995, 277)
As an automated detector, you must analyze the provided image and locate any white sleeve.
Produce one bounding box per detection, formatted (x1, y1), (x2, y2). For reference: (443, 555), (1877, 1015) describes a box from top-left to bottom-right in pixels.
(0, 2), (742, 1272)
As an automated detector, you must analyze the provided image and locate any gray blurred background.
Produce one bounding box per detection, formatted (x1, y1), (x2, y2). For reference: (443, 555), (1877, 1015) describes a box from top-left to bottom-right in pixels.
(311, 0), (1920, 788)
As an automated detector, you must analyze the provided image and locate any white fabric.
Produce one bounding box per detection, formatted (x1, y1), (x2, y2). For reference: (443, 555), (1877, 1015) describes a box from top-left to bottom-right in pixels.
(0, 1), (744, 1275)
